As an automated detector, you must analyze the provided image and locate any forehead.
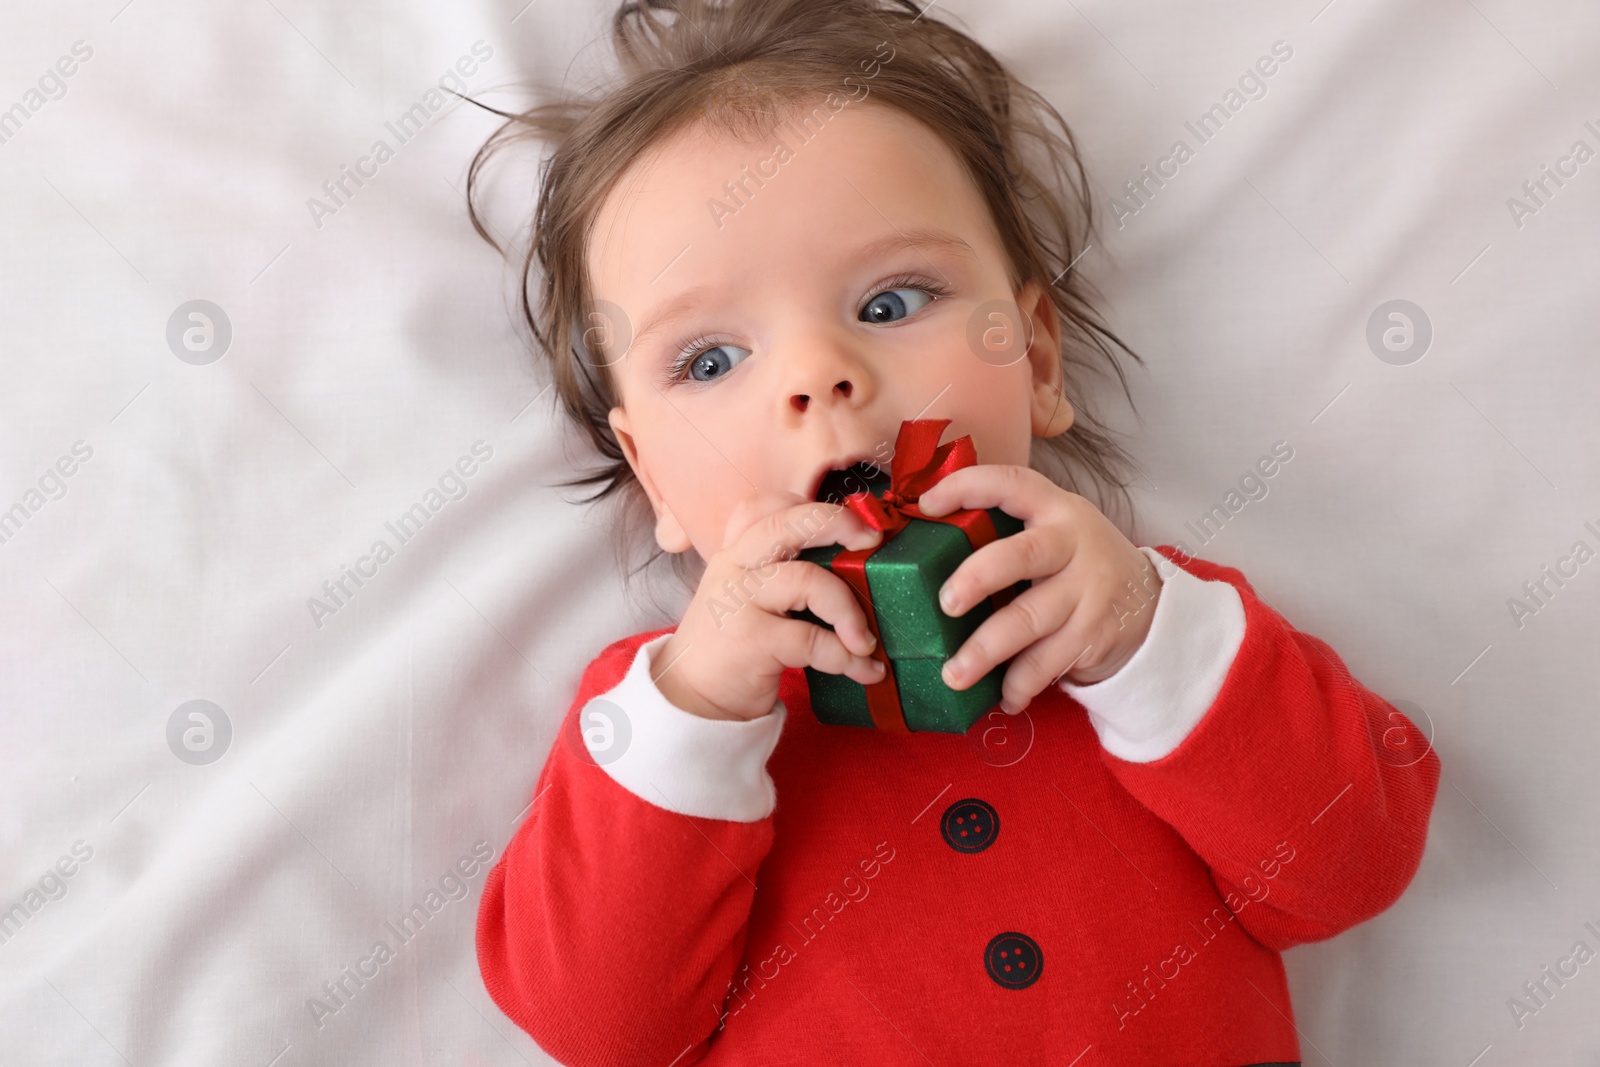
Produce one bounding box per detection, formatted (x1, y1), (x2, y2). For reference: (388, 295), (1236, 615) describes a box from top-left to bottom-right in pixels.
(586, 99), (1004, 348)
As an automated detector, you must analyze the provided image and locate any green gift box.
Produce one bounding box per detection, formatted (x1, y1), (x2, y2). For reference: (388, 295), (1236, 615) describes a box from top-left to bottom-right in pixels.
(786, 422), (1029, 734)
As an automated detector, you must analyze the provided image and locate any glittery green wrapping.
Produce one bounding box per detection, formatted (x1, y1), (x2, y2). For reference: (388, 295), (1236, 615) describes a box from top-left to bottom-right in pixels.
(789, 508), (1026, 734)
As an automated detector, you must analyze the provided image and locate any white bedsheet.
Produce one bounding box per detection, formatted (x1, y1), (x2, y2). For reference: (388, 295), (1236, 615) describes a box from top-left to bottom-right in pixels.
(3, 0), (1597, 1063)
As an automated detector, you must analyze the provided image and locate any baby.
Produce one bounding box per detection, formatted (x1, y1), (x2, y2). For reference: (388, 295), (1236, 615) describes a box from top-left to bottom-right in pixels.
(467, 1), (1441, 1063)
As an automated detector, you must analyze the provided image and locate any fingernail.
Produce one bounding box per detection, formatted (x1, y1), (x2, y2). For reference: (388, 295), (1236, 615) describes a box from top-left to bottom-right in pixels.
(942, 658), (963, 685)
(870, 659), (886, 674)
(862, 632), (876, 652)
(939, 585), (957, 612)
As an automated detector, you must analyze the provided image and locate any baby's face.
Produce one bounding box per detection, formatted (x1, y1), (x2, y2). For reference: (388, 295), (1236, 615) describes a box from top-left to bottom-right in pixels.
(591, 98), (1072, 559)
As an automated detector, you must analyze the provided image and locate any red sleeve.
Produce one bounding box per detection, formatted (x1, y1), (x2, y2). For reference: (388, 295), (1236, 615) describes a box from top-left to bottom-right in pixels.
(475, 628), (774, 1066)
(1102, 547), (1442, 952)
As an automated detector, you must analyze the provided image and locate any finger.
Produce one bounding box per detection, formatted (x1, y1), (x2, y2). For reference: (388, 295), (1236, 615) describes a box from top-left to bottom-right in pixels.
(721, 490), (810, 553)
(766, 616), (888, 686)
(734, 497), (882, 571)
(941, 577), (1080, 692)
(745, 560), (879, 657)
(938, 522), (1072, 619)
(999, 623), (1098, 713)
(914, 463), (1062, 524)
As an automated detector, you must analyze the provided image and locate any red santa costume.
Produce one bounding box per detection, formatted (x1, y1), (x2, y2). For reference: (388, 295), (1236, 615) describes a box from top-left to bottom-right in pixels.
(477, 544), (1440, 1066)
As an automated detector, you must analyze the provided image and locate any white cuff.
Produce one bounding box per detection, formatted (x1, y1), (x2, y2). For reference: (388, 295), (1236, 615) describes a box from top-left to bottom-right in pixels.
(581, 633), (786, 822)
(1057, 546), (1246, 763)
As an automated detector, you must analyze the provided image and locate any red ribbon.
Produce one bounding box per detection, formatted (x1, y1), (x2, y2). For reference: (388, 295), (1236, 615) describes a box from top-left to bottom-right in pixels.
(827, 419), (1020, 733)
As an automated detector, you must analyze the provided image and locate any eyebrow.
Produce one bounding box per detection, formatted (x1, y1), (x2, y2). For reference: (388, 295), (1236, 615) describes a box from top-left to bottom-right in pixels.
(627, 226), (976, 351)
(852, 227), (976, 269)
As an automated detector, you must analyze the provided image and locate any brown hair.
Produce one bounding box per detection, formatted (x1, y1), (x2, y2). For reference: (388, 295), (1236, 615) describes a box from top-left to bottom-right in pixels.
(463, 0), (1148, 601)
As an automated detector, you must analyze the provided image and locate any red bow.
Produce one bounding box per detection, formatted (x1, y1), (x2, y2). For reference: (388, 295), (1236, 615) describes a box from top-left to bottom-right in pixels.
(840, 418), (978, 535)
(827, 419), (1015, 733)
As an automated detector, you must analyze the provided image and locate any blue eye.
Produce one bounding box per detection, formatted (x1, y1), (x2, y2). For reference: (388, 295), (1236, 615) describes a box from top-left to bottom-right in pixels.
(666, 275), (949, 386)
(861, 286), (937, 324)
(675, 341), (752, 383)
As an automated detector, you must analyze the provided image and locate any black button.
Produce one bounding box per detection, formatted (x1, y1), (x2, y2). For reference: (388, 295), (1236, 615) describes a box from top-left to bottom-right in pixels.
(940, 798), (998, 854)
(984, 932), (1042, 989)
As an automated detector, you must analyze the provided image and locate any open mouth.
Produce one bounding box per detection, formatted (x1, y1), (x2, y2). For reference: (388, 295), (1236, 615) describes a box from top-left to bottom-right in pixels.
(814, 460), (891, 504)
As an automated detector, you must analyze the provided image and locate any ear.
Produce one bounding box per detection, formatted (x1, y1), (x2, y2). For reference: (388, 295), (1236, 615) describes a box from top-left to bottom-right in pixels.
(608, 406), (693, 554)
(1018, 279), (1074, 438)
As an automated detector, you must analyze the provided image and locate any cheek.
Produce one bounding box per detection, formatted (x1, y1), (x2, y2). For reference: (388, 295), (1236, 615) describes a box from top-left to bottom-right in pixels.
(972, 415), (1035, 467)
(640, 410), (751, 547)
(913, 352), (1034, 467)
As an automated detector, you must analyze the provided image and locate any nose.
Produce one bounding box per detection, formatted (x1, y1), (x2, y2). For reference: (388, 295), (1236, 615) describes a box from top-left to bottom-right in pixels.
(790, 377), (853, 413)
(785, 335), (872, 415)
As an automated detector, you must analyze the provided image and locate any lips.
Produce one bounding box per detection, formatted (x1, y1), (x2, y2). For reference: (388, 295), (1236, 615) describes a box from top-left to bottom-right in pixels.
(811, 458), (891, 504)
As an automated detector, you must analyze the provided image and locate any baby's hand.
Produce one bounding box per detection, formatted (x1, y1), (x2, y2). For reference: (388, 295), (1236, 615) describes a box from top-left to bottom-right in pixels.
(652, 493), (887, 722)
(915, 465), (1163, 714)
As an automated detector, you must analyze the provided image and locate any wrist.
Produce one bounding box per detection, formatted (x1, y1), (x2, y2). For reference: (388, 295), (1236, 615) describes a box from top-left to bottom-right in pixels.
(591, 632), (786, 821)
(655, 672), (738, 721)
(1057, 546), (1246, 763)
(650, 639), (749, 722)
(1064, 644), (1137, 686)
(1063, 558), (1164, 685)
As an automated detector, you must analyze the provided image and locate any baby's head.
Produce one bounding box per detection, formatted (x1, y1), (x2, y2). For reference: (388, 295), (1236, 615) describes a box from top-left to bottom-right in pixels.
(467, 0), (1144, 593)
